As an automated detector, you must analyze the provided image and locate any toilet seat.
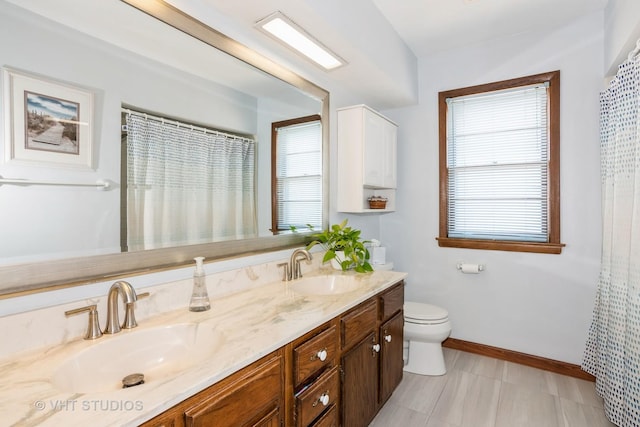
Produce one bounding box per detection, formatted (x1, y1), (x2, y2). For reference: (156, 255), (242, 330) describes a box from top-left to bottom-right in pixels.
(404, 302), (449, 325)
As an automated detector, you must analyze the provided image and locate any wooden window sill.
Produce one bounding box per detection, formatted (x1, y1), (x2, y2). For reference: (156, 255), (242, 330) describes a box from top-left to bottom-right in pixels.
(436, 237), (565, 254)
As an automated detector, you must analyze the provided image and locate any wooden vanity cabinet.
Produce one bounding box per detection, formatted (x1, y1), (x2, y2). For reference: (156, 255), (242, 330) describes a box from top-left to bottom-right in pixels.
(340, 299), (380, 426)
(140, 349), (284, 427)
(379, 311), (404, 404)
(378, 283), (405, 405)
(140, 280), (404, 427)
(340, 281), (405, 426)
(288, 321), (340, 427)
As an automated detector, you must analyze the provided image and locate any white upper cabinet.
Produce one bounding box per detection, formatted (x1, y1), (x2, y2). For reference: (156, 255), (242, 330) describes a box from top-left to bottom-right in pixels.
(363, 107), (397, 188)
(337, 105), (398, 213)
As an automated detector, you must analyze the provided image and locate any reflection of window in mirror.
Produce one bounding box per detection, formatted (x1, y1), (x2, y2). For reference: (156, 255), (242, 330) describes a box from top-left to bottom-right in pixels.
(121, 108), (257, 251)
(271, 115), (322, 234)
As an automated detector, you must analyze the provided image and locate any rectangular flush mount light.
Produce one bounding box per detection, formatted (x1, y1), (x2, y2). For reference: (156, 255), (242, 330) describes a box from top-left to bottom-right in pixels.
(256, 11), (345, 70)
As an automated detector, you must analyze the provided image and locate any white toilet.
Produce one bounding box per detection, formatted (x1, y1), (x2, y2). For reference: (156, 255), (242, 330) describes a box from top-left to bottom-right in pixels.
(403, 301), (452, 376)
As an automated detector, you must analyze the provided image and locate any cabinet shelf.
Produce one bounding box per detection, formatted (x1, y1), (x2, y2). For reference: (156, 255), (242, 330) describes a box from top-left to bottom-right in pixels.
(341, 208), (396, 214)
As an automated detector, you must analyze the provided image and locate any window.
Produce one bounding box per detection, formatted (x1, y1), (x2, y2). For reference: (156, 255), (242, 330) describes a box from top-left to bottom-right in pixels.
(271, 115), (322, 233)
(437, 71), (563, 254)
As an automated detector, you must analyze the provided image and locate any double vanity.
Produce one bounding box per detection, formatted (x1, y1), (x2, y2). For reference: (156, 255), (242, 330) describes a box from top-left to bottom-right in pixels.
(1, 258), (406, 426)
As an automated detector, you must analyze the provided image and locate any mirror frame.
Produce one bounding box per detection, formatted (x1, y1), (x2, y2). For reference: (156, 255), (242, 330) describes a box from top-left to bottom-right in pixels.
(0, 0), (329, 298)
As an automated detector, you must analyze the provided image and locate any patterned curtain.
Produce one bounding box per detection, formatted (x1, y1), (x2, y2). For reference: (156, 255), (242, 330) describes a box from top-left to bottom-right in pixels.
(582, 51), (640, 426)
(125, 111), (257, 251)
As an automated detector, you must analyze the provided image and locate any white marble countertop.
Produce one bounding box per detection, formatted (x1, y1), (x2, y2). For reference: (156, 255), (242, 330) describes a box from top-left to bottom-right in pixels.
(0, 269), (407, 426)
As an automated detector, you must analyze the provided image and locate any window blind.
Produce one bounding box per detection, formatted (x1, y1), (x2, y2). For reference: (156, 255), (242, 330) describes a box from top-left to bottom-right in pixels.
(446, 84), (549, 242)
(276, 120), (322, 230)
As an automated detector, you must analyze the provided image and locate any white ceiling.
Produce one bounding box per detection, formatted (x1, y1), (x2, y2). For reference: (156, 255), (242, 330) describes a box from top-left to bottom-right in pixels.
(194, 0), (609, 109)
(373, 0), (609, 57)
(10, 0), (611, 110)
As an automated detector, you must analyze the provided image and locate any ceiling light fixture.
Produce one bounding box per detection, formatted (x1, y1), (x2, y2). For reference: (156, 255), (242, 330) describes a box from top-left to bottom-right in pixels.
(256, 11), (345, 71)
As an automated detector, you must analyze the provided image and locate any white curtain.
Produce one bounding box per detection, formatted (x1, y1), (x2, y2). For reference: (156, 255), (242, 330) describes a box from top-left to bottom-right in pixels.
(582, 49), (640, 426)
(125, 111), (257, 251)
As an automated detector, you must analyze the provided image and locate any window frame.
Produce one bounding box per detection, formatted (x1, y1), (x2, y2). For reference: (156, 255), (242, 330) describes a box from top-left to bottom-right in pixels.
(271, 114), (322, 234)
(437, 71), (564, 254)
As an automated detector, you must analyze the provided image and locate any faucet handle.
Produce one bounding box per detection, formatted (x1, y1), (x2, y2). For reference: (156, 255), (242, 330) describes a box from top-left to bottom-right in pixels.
(65, 304), (103, 340)
(277, 262), (291, 281)
(123, 292), (150, 329)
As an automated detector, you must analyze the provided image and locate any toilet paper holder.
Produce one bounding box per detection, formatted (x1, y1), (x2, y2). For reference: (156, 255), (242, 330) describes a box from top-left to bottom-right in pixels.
(456, 263), (485, 273)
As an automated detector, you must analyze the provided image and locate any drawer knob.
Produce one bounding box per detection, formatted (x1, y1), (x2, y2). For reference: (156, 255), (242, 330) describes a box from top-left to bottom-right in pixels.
(313, 392), (330, 407)
(384, 334), (392, 343)
(311, 348), (328, 362)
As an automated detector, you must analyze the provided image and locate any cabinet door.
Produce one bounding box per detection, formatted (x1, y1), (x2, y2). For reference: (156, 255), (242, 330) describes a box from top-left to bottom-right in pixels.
(184, 353), (283, 427)
(341, 332), (379, 427)
(141, 414), (183, 427)
(251, 407), (280, 427)
(363, 109), (397, 189)
(381, 119), (397, 188)
(379, 311), (404, 404)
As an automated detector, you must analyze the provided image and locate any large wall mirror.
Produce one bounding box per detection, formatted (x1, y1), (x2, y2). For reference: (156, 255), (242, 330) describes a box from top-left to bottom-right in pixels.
(0, 0), (329, 297)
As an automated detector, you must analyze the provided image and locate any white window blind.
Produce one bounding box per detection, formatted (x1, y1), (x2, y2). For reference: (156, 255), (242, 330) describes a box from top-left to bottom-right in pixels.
(275, 120), (322, 230)
(446, 83), (549, 242)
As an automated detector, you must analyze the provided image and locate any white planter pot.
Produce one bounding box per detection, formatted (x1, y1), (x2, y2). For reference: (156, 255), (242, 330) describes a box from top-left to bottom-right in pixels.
(330, 251), (346, 270)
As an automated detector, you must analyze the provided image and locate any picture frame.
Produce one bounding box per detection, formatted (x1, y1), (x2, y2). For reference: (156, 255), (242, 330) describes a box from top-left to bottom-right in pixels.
(2, 68), (94, 169)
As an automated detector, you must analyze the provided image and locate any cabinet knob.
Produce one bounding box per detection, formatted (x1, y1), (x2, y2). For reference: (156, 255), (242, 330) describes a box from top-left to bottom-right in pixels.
(384, 334), (392, 343)
(313, 392), (330, 407)
(372, 343), (381, 353)
(311, 348), (328, 362)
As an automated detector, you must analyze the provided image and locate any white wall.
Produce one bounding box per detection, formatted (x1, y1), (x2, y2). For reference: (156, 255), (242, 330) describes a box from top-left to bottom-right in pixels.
(381, 11), (604, 364)
(604, 0), (640, 75)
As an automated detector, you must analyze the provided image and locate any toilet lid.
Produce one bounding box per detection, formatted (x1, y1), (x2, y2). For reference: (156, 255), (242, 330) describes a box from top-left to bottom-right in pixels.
(404, 302), (448, 322)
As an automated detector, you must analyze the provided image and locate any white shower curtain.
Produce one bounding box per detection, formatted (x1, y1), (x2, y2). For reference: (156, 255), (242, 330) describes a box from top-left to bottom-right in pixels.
(583, 47), (640, 426)
(125, 111), (257, 251)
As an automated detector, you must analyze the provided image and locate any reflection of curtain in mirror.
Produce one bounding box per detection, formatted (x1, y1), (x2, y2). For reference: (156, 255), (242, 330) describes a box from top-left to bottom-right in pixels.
(125, 110), (256, 251)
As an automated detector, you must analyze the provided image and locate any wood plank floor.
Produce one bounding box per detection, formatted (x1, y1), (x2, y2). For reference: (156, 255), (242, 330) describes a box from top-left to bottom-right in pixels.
(370, 348), (615, 427)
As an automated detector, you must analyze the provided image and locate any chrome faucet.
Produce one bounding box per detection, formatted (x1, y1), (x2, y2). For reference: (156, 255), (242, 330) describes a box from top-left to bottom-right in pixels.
(104, 280), (138, 334)
(290, 248), (312, 280)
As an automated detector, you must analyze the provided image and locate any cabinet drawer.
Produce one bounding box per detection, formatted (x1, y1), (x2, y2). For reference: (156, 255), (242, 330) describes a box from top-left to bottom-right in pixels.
(295, 366), (340, 427)
(293, 325), (337, 386)
(380, 281), (404, 321)
(310, 403), (337, 427)
(341, 299), (377, 349)
(184, 353), (283, 427)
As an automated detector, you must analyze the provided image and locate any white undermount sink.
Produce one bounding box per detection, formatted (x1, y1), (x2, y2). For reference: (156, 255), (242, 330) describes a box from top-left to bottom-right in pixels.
(290, 274), (363, 296)
(52, 322), (225, 393)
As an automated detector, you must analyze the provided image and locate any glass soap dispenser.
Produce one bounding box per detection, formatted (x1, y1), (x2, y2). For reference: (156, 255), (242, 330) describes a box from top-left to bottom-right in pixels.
(189, 256), (211, 312)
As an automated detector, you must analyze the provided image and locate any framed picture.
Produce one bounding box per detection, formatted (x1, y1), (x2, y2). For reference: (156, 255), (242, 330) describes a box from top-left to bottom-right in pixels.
(2, 68), (94, 169)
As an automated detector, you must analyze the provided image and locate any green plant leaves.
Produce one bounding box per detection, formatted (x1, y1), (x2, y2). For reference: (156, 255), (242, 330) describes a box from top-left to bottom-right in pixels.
(306, 219), (372, 273)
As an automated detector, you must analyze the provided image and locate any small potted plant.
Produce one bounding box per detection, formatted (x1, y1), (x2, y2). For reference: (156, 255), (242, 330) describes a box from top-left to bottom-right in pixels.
(306, 219), (373, 273)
